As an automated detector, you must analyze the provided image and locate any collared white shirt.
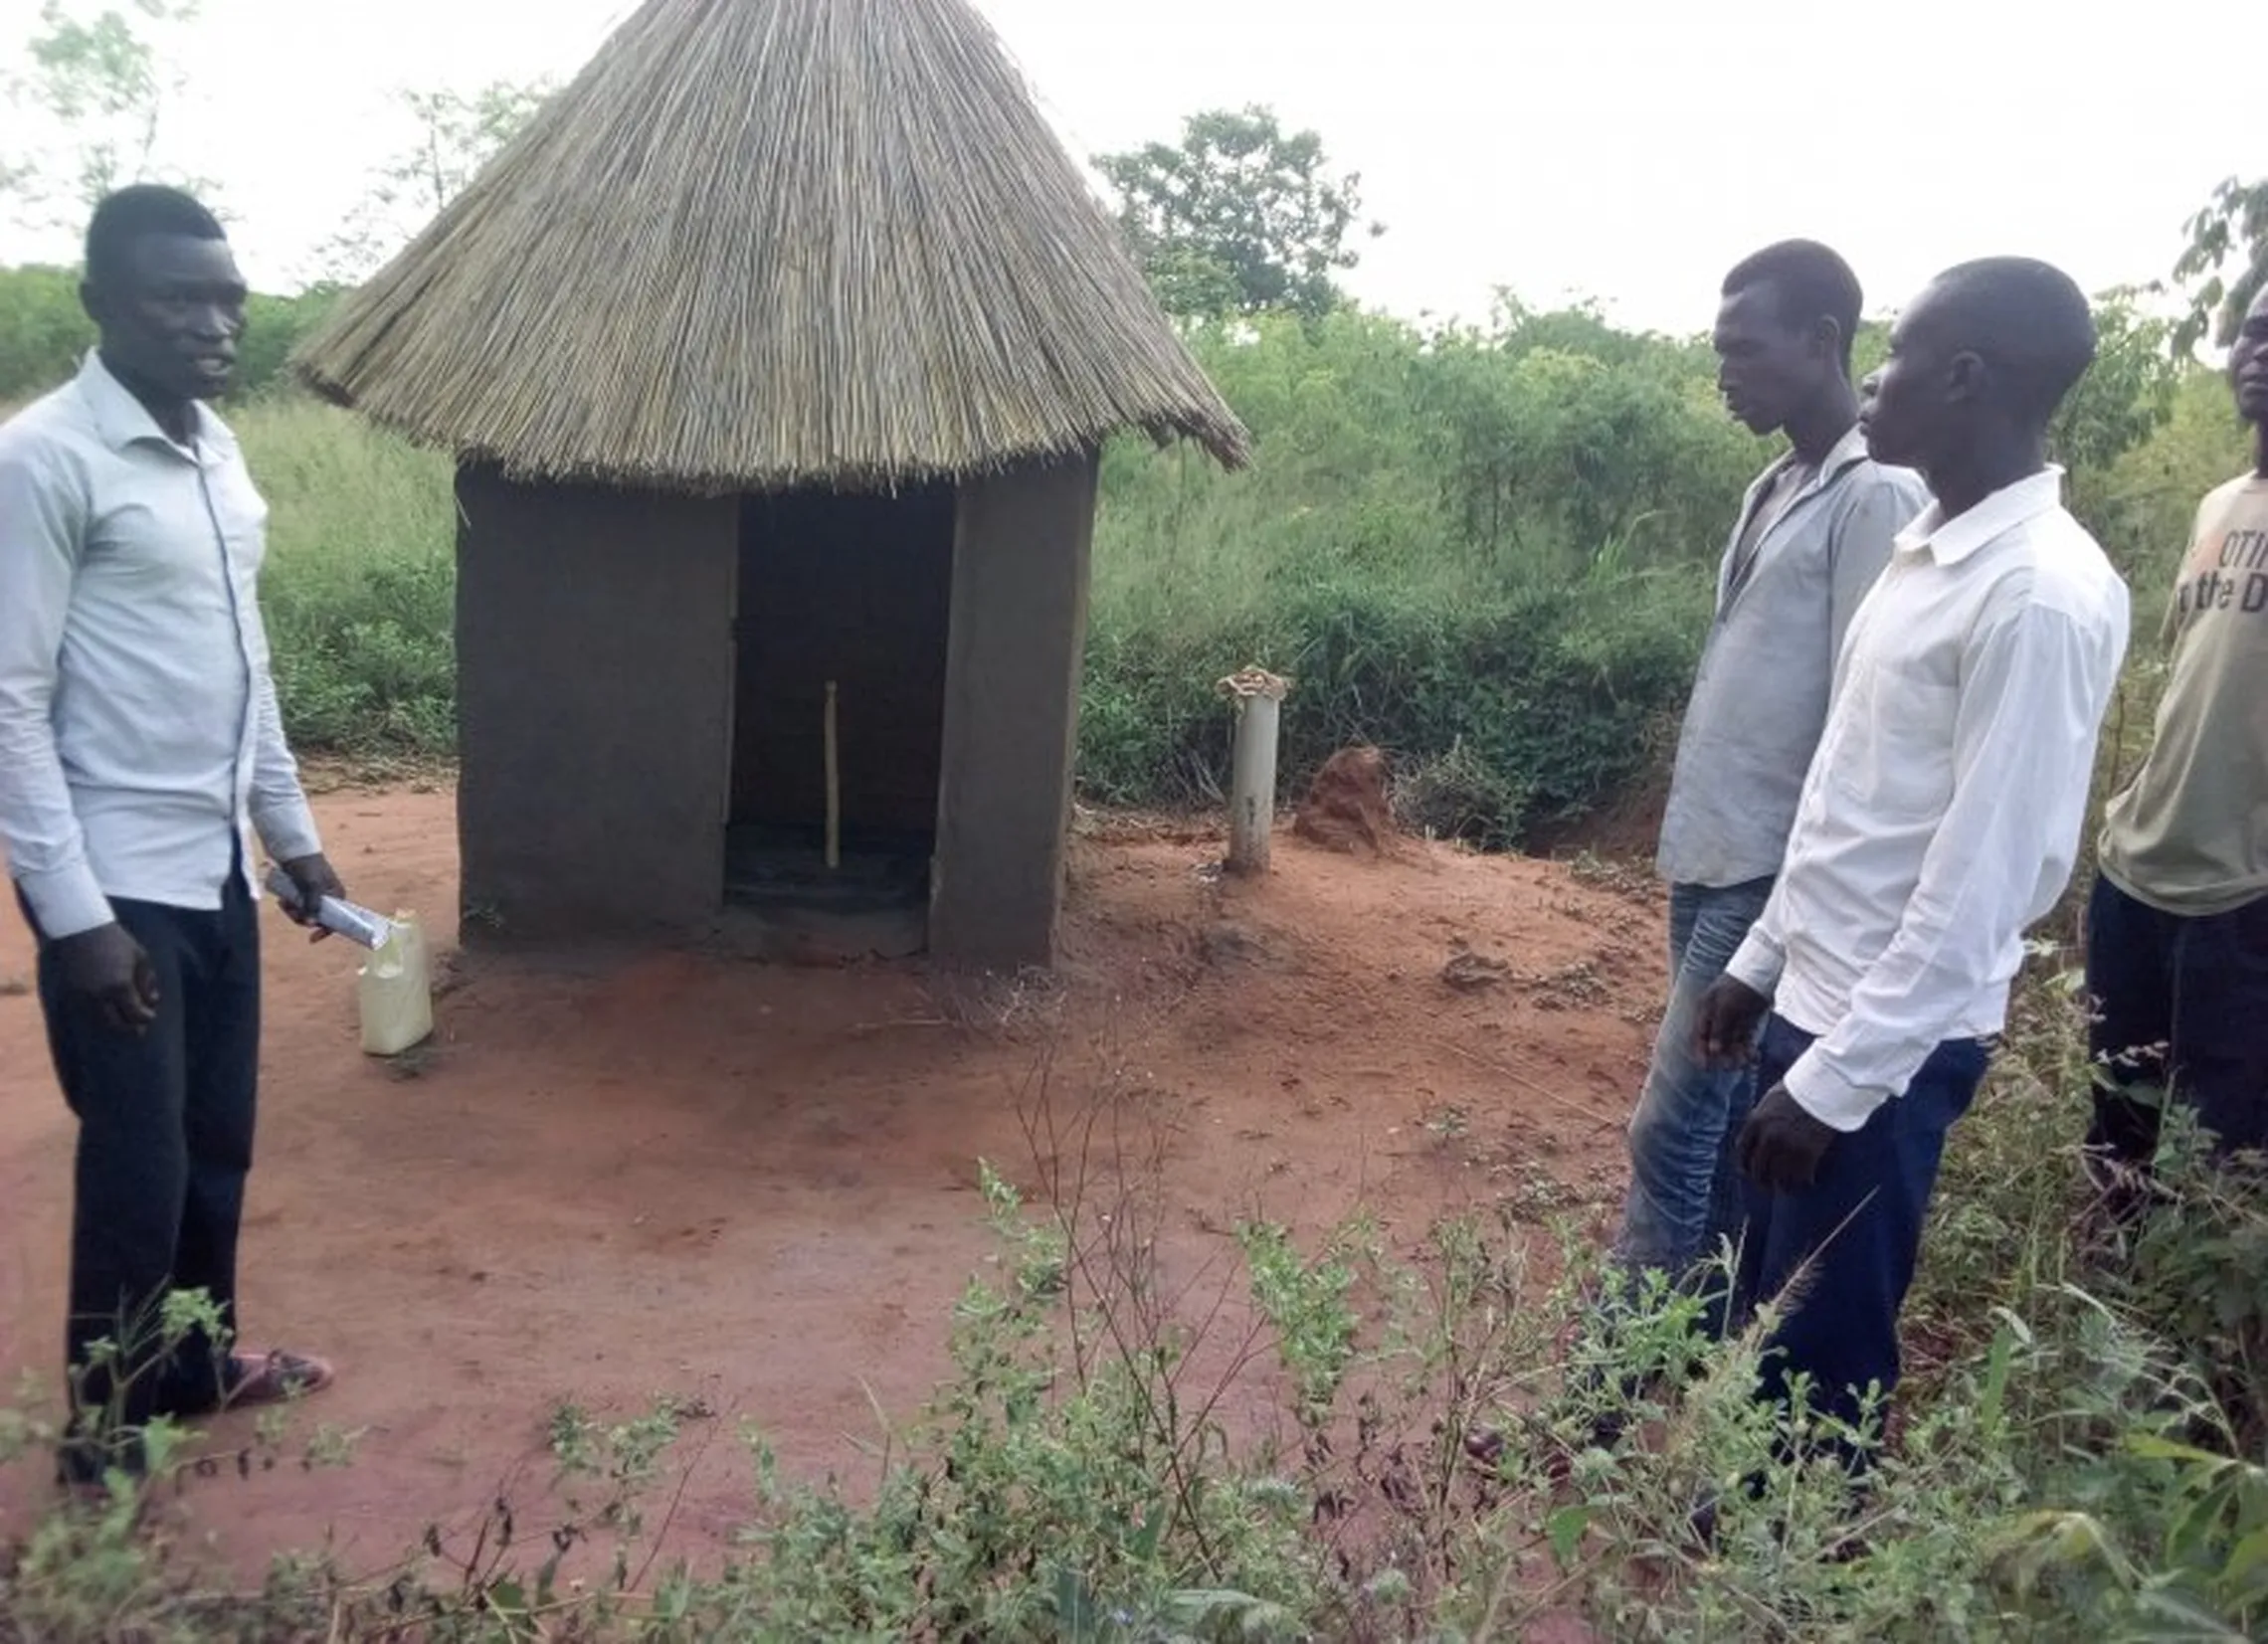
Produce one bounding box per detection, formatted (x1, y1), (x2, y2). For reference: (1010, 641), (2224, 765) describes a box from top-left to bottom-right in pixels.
(0, 351), (321, 938)
(1657, 425), (1928, 888)
(1725, 467), (2130, 1131)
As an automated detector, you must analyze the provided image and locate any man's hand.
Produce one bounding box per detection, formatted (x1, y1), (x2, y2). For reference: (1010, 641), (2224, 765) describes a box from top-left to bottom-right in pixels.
(275, 853), (347, 943)
(1735, 1084), (1838, 1193)
(1691, 975), (1770, 1069)
(54, 922), (159, 1034)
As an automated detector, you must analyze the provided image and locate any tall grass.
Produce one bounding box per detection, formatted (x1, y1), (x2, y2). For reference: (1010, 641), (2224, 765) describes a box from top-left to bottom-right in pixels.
(238, 398), (458, 756)
(1074, 309), (1747, 834)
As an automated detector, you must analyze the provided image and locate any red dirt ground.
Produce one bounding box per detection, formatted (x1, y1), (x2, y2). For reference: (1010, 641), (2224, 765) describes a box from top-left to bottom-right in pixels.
(0, 783), (1662, 1596)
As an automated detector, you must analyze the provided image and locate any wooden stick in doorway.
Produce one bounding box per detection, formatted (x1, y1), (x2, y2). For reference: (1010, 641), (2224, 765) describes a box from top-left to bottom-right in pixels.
(824, 680), (841, 870)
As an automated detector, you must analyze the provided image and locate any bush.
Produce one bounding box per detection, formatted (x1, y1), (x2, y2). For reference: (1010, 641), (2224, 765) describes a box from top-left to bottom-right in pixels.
(1077, 304), (1740, 837)
(1080, 567), (1705, 844)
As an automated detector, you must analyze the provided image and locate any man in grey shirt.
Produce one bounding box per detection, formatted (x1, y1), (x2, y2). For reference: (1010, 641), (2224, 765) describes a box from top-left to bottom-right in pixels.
(1613, 241), (1928, 1295)
(0, 187), (346, 1485)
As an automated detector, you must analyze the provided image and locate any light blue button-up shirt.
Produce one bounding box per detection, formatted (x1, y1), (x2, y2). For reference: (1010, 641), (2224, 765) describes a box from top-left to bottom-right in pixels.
(0, 351), (321, 938)
(1655, 424), (1929, 889)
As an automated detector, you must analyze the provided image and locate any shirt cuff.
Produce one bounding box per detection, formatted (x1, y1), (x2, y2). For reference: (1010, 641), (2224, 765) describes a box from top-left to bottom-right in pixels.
(1723, 929), (1785, 997)
(253, 799), (324, 866)
(15, 861), (115, 941)
(1781, 1048), (1888, 1134)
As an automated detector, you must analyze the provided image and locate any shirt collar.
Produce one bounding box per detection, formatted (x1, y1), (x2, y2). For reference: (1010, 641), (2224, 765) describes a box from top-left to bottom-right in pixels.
(1893, 466), (2065, 567)
(1754, 421), (1873, 498)
(1812, 422), (1872, 485)
(75, 349), (237, 457)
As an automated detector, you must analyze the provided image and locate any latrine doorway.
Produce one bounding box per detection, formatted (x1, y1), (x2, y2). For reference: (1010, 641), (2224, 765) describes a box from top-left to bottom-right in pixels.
(726, 482), (956, 936)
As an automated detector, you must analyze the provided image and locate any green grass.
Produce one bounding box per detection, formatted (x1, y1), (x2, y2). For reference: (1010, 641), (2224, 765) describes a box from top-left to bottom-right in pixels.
(238, 398), (458, 757)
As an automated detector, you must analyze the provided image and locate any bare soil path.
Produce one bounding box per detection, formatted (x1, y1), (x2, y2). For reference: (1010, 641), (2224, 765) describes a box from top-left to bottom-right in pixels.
(0, 785), (1660, 1589)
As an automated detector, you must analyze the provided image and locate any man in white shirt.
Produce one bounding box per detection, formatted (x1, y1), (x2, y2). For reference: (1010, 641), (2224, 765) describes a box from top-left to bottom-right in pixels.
(1691, 258), (2131, 1454)
(1617, 241), (1925, 1293)
(0, 187), (346, 1485)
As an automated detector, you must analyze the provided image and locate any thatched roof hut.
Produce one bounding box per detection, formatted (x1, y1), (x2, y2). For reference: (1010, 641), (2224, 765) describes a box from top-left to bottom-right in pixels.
(294, 0), (1247, 487)
(294, 0), (1246, 968)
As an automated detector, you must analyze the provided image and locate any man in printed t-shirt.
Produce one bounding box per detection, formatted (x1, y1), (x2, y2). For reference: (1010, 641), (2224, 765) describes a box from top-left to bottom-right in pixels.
(2085, 282), (2268, 1178)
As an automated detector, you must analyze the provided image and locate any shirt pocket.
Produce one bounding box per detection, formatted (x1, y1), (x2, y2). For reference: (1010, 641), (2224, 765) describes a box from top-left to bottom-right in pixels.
(1826, 663), (1957, 822)
(201, 459), (270, 575)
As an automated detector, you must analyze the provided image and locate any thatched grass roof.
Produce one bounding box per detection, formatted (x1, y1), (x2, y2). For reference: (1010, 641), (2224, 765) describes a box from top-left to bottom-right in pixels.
(289, 0), (1249, 490)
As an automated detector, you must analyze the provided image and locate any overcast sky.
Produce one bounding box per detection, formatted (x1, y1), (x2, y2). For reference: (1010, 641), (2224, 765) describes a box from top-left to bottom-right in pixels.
(1, 0), (2250, 335)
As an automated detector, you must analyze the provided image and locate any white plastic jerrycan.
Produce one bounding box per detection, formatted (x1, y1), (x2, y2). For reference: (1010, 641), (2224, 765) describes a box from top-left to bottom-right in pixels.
(358, 911), (434, 1056)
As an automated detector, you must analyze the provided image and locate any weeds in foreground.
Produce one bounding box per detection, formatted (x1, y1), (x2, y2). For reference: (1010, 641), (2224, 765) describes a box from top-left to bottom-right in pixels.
(0, 1291), (358, 1642)
(3, 963), (2263, 1641)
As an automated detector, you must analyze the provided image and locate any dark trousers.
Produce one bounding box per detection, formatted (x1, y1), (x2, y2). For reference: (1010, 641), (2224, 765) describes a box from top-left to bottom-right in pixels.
(1731, 1014), (1989, 1444)
(26, 869), (261, 1474)
(2084, 875), (2268, 1166)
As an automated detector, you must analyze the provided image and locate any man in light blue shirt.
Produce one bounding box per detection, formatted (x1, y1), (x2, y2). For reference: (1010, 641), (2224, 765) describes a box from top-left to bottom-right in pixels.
(0, 187), (347, 1485)
(1613, 241), (1928, 1296)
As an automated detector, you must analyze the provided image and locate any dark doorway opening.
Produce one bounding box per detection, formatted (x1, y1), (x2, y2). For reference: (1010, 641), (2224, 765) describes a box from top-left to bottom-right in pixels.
(727, 482), (956, 923)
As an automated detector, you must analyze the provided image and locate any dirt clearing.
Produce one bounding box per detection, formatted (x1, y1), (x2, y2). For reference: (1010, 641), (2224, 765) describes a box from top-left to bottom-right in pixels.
(0, 785), (1660, 1580)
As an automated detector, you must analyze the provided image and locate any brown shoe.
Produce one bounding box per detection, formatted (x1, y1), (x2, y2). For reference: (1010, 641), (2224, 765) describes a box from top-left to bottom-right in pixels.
(221, 1349), (335, 1408)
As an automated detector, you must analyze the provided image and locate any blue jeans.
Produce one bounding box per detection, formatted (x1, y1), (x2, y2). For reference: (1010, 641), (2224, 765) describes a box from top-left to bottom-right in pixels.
(1732, 1014), (1989, 1440)
(1614, 876), (1775, 1282)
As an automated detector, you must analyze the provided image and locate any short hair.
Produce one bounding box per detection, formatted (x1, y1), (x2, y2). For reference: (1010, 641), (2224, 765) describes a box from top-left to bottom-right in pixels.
(1722, 239), (1864, 366)
(85, 185), (226, 289)
(1924, 257), (2097, 424)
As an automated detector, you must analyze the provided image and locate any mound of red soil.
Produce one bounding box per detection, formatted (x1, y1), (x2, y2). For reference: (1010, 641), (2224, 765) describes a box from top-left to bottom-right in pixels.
(1294, 745), (1395, 854)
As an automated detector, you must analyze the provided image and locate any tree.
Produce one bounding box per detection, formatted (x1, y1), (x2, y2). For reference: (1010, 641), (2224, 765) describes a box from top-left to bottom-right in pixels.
(389, 82), (552, 219)
(2051, 286), (2180, 475)
(3, 0), (215, 228)
(2054, 287), (2189, 584)
(1093, 106), (1379, 323)
(310, 79), (550, 282)
(2174, 175), (2268, 354)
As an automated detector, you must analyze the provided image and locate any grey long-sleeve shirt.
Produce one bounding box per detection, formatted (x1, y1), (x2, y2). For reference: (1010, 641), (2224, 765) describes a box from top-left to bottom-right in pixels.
(1655, 424), (1929, 889)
